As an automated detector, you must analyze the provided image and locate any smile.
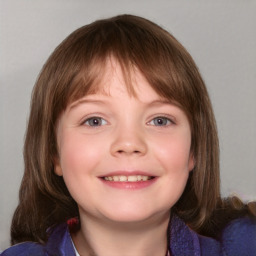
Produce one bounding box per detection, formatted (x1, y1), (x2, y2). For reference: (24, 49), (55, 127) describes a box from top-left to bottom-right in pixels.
(103, 175), (154, 182)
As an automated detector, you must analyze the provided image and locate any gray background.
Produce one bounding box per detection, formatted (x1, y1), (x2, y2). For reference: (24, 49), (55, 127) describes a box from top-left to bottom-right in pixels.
(1, 0), (255, 251)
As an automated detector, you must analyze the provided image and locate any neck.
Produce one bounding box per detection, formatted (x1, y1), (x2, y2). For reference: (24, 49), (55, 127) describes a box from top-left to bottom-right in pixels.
(72, 211), (170, 256)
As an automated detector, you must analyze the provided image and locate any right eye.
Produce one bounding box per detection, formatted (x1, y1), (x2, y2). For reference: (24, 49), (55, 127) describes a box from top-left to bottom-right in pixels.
(83, 117), (107, 127)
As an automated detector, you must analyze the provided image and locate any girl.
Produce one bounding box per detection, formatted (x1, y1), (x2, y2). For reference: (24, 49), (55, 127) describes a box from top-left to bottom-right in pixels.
(2, 14), (256, 256)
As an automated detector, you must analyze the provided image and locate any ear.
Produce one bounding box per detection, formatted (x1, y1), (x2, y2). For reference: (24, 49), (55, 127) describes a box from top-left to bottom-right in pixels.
(188, 153), (195, 172)
(54, 156), (63, 176)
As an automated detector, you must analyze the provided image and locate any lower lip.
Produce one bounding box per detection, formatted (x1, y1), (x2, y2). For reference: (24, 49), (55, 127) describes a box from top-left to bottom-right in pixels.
(99, 178), (157, 190)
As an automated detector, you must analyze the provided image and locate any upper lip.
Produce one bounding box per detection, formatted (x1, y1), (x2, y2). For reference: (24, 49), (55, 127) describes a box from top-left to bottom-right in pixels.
(99, 170), (156, 177)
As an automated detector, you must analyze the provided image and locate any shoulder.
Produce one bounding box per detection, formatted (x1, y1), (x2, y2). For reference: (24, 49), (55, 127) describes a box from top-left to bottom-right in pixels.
(199, 216), (256, 256)
(1, 223), (76, 256)
(0, 242), (45, 256)
(221, 216), (256, 255)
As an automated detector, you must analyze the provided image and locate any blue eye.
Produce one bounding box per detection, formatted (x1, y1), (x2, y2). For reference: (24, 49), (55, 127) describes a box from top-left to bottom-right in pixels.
(83, 117), (107, 127)
(149, 117), (172, 126)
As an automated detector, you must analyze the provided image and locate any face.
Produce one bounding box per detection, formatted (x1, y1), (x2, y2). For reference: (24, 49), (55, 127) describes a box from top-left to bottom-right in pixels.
(55, 60), (194, 224)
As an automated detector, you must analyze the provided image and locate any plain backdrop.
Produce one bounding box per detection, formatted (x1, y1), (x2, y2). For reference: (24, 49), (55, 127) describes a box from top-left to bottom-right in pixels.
(1, 0), (256, 251)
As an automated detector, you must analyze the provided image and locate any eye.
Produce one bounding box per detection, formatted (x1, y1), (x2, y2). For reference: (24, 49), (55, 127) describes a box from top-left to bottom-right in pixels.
(148, 116), (173, 126)
(83, 117), (107, 127)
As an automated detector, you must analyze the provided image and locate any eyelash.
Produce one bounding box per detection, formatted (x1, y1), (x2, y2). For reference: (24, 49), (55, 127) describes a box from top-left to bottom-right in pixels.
(147, 116), (175, 127)
(81, 115), (175, 128)
(82, 116), (107, 127)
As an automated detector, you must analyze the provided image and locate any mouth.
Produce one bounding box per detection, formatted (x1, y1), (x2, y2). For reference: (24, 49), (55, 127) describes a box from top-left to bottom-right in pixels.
(102, 175), (155, 182)
(99, 171), (157, 189)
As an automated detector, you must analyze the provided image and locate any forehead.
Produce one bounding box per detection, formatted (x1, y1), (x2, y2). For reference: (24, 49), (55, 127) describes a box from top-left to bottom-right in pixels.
(96, 58), (157, 98)
(69, 57), (167, 105)
(67, 59), (185, 116)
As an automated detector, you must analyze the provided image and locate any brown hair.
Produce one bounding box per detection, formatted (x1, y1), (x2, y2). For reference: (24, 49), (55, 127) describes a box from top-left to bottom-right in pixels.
(11, 14), (255, 244)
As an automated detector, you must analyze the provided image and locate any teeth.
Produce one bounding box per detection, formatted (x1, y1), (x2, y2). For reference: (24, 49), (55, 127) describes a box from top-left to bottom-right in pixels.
(142, 176), (148, 181)
(127, 175), (137, 182)
(113, 176), (119, 181)
(103, 175), (152, 182)
(119, 175), (127, 182)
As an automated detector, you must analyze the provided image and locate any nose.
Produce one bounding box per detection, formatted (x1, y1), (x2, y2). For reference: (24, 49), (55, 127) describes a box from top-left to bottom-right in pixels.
(110, 127), (147, 157)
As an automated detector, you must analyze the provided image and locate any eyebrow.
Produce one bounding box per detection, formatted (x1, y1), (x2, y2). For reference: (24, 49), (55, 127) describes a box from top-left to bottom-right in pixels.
(68, 98), (177, 112)
(68, 99), (108, 111)
(147, 99), (175, 106)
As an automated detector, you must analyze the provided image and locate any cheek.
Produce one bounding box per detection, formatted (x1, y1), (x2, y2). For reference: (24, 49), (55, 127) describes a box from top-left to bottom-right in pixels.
(59, 132), (106, 177)
(152, 134), (192, 172)
(58, 133), (105, 206)
(152, 135), (192, 207)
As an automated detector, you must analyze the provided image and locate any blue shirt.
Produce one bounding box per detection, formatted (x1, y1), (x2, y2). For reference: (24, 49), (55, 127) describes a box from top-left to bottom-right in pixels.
(1, 214), (256, 256)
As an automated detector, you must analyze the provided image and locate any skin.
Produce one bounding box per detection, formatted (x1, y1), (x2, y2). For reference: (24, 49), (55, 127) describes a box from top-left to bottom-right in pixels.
(55, 59), (194, 256)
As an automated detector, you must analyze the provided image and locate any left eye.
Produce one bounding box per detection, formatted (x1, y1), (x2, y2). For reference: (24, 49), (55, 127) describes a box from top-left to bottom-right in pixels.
(148, 117), (173, 126)
(83, 117), (107, 127)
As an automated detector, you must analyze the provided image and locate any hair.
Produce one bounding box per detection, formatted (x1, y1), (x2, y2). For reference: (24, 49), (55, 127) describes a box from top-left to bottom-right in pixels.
(11, 14), (256, 244)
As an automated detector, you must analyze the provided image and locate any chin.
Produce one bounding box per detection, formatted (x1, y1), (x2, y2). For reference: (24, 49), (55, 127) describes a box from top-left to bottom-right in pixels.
(101, 206), (170, 225)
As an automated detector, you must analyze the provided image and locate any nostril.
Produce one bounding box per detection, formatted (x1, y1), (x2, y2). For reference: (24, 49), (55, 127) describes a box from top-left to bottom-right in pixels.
(117, 150), (141, 154)
(111, 140), (147, 156)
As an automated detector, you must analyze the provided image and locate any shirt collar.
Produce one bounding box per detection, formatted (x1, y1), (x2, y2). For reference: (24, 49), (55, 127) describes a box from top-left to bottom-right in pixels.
(45, 214), (201, 256)
(169, 214), (201, 256)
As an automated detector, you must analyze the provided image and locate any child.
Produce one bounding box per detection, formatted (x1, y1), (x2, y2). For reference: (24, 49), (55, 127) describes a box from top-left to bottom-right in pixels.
(1, 14), (256, 256)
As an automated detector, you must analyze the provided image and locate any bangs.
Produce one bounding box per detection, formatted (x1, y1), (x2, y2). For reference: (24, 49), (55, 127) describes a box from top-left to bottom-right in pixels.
(66, 55), (137, 106)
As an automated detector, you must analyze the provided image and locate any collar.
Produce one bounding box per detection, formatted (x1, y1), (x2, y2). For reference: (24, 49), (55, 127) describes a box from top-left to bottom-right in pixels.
(45, 214), (201, 256)
(169, 214), (201, 256)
